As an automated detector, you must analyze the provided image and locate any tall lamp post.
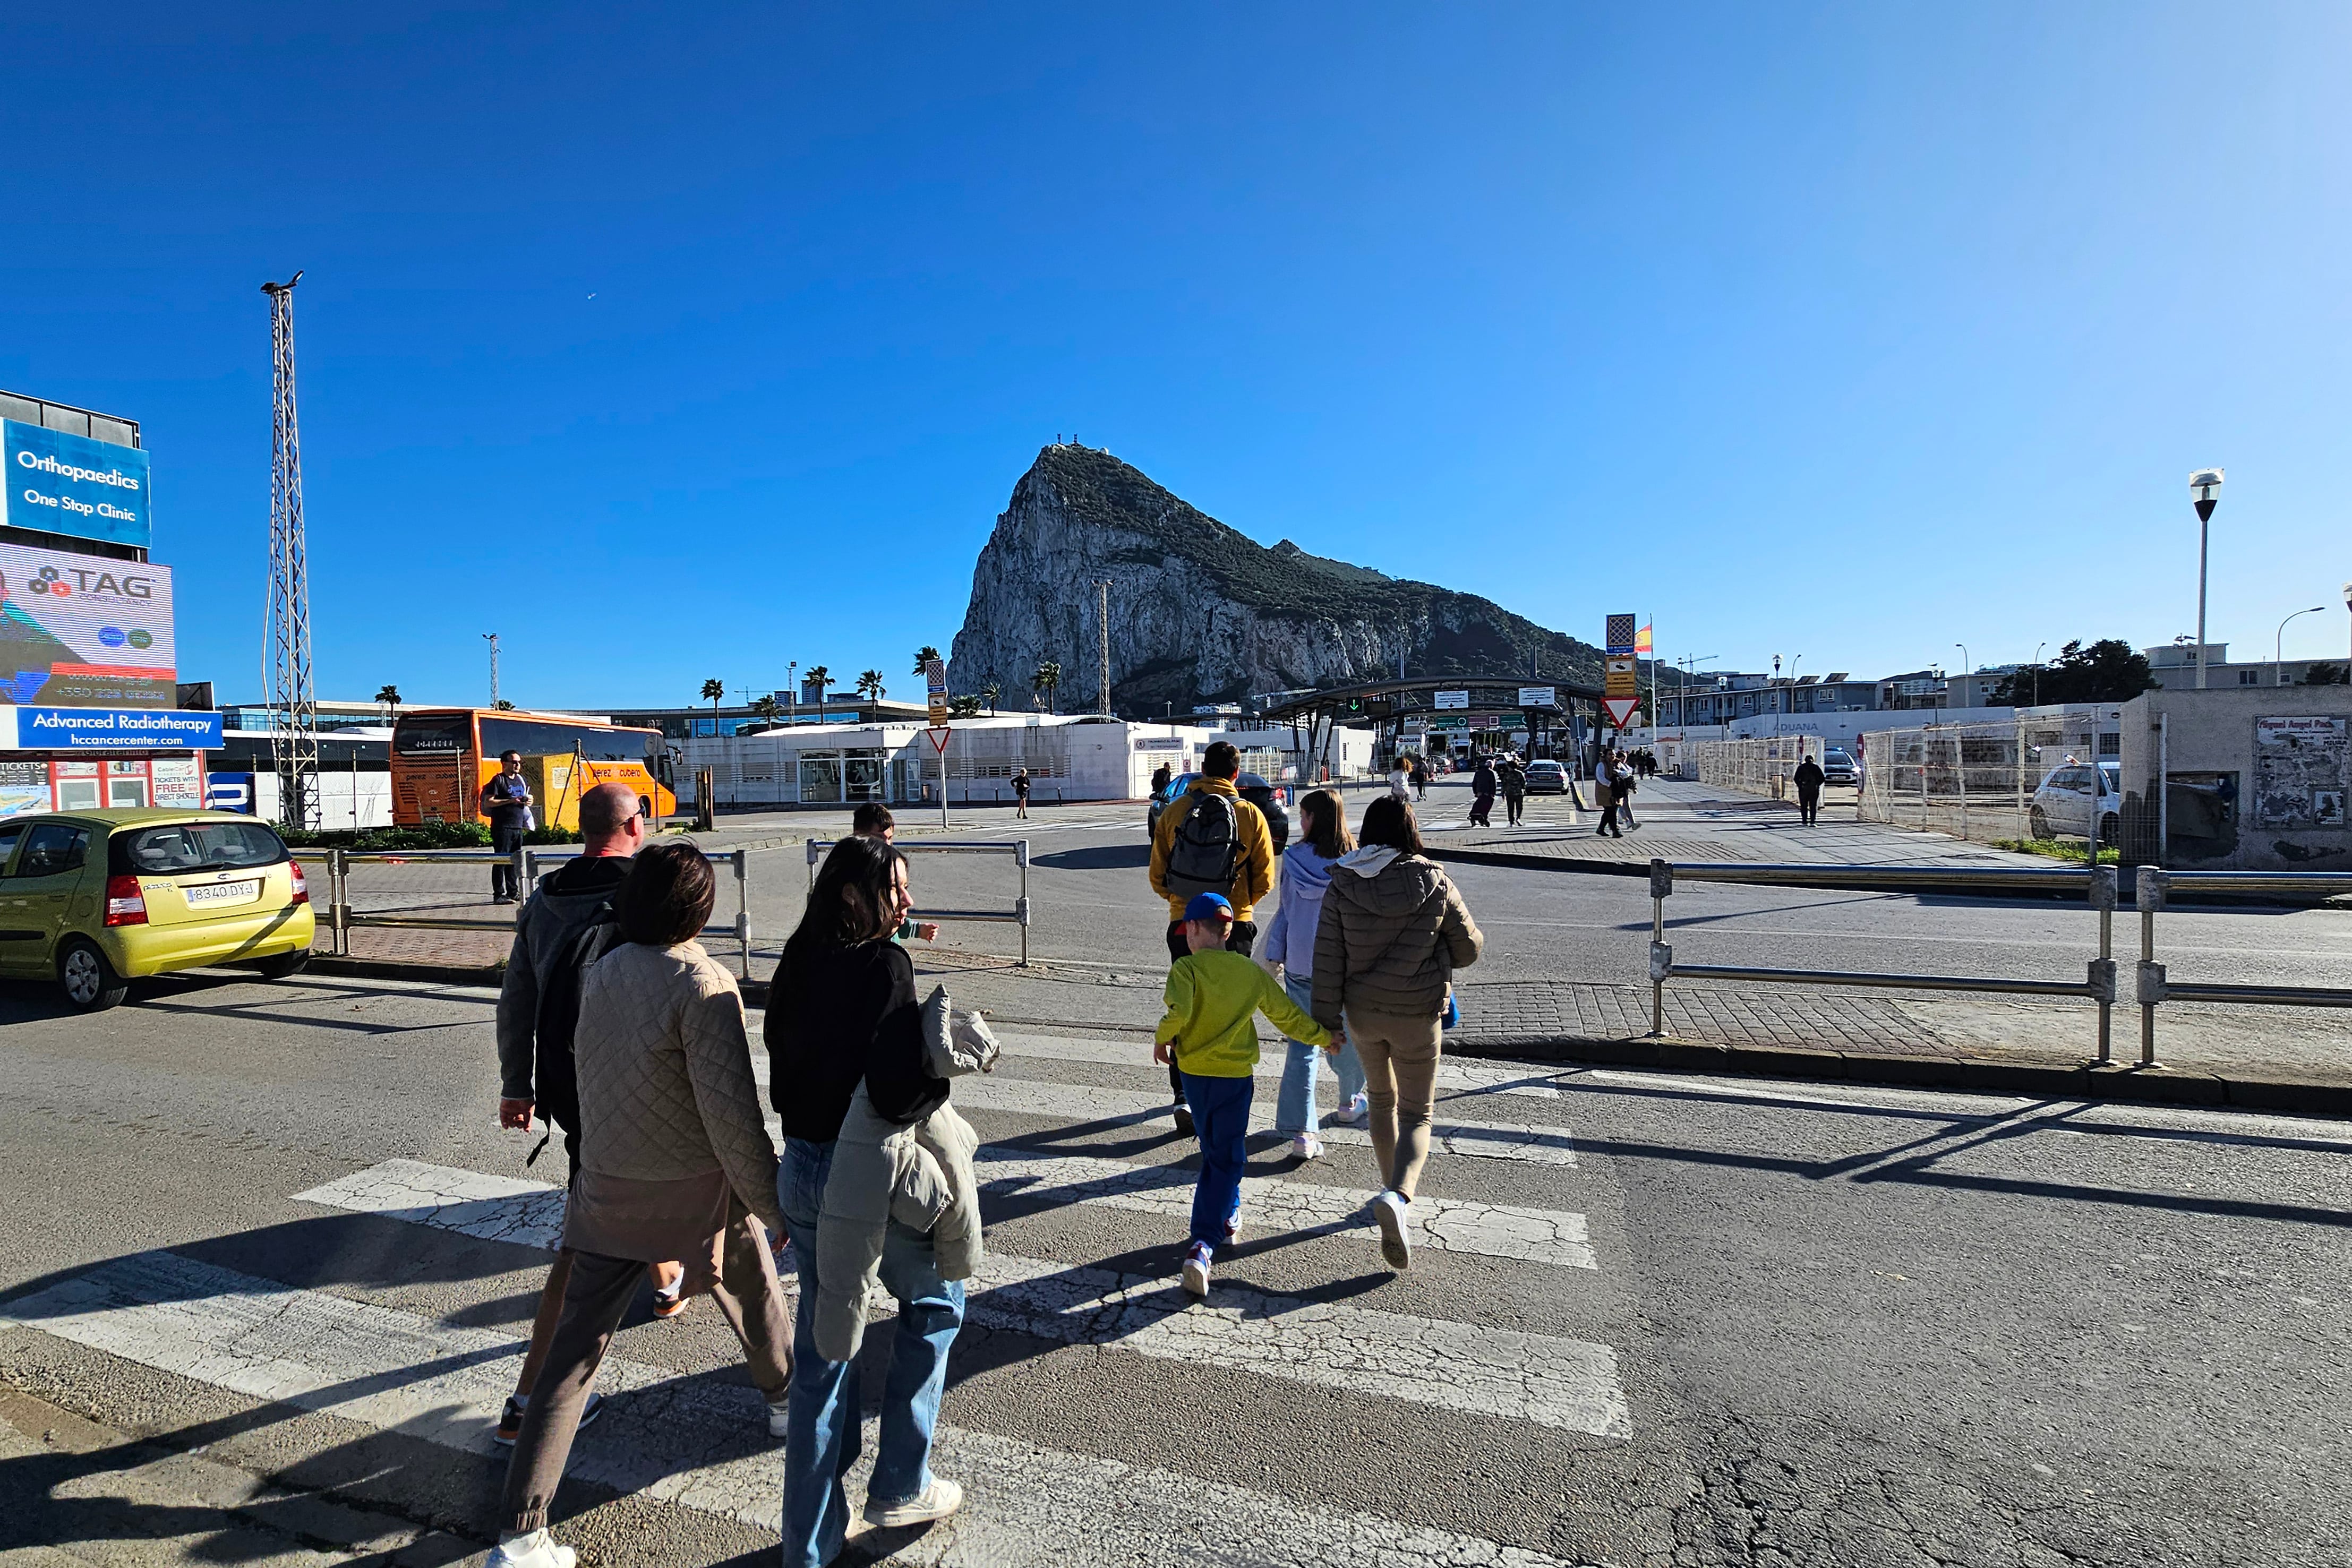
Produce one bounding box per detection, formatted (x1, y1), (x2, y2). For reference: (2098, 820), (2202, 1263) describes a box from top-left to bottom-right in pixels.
(2189, 469), (2223, 689)
(2343, 583), (2352, 676)
(2032, 640), (2046, 707)
(2277, 605), (2325, 686)
(1954, 643), (1969, 706)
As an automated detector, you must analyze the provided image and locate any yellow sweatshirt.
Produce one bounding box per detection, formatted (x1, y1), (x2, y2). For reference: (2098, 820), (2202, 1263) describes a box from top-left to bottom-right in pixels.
(1155, 948), (1330, 1078)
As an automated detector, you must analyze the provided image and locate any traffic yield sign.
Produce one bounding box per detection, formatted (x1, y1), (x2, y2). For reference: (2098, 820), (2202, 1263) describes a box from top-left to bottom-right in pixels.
(925, 726), (953, 753)
(1603, 697), (1640, 727)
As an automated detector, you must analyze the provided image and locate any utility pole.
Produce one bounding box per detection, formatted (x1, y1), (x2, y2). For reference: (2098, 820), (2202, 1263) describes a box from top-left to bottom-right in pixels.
(262, 272), (318, 830)
(1095, 578), (1113, 718)
(483, 633), (501, 707)
(2189, 469), (2223, 689)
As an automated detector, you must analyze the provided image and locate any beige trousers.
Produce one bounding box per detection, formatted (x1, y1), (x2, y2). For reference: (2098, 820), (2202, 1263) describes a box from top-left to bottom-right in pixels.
(1344, 1006), (1444, 1198)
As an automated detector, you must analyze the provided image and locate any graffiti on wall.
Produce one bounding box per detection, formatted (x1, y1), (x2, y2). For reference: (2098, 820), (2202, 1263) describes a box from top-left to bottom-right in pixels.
(2252, 716), (2348, 830)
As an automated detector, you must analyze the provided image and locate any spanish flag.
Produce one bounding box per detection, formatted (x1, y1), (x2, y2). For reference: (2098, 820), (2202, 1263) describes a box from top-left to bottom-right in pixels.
(1635, 623), (1653, 654)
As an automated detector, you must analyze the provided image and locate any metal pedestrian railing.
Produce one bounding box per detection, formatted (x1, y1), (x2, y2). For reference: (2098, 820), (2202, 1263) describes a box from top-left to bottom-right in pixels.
(2131, 867), (2352, 1066)
(1643, 859), (2122, 1059)
(1643, 859), (2352, 1066)
(806, 837), (1032, 966)
(298, 844), (757, 978)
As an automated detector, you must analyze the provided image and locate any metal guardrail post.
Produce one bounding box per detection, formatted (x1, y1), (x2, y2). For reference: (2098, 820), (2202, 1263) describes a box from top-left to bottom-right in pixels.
(2089, 864), (2117, 1063)
(331, 848), (349, 957)
(1648, 858), (1672, 1037)
(2136, 865), (2167, 1067)
(1016, 838), (1030, 968)
(734, 850), (751, 980)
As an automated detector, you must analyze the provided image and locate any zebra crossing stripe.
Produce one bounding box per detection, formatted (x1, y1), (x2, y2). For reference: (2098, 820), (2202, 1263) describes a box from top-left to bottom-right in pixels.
(952, 1072), (1580, 1166)
(289, 1161), (1622, 1436)
(295, 1154), (1593, 1273)
(987, 1029), (1570, 1101)
(0, 1251), (1603, 1563)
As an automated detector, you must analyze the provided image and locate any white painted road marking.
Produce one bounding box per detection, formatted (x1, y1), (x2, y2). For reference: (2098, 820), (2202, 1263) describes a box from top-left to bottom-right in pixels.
(0, 1252), (1602, 1563)
(988, 1029), (1573, 1101)
(300, 1154), (1596, 1272)
(292, 1161), (1622, 1435)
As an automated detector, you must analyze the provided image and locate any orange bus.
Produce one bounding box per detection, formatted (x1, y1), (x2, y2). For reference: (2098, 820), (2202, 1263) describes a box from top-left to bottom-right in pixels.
(388, 709), (676, 830)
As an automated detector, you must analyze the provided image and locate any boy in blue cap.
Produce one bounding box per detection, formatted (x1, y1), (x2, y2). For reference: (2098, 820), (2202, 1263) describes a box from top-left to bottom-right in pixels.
(1154, 891), (1337, 1296)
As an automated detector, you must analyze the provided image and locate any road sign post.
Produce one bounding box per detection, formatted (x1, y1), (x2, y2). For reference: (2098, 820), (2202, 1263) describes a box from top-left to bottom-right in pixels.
(926, 724), (953, 829)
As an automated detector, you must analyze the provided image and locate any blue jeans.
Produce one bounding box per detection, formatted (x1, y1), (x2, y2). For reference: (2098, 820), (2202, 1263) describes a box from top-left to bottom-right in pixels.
(1178, 1070), (1254, 1253)
(1273, 973), (1364, 1134)
(777, 1137), (965, 1568)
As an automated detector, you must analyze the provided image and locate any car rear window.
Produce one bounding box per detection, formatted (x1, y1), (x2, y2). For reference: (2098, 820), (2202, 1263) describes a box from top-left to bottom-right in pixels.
(115, 821), (289, 876)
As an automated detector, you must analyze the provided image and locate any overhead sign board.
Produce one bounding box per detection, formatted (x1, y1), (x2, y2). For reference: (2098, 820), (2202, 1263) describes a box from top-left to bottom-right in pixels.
(0, 540), (176, 706)
(1518, 686), (1556, 708)
(1605, 612), (1639, 700)
(1433, 689), (1470, 710)
(0, 705), (222, 750)
(5, 421), (151, 550)
(925, 657), (949, 724)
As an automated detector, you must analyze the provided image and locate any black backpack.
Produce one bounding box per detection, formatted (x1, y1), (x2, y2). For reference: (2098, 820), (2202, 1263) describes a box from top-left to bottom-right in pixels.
(1164, 790), (1243, 899)
(530, 896), (623, 1141)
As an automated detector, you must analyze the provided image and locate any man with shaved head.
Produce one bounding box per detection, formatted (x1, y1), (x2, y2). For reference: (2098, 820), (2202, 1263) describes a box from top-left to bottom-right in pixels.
(492, 781), (672, 1445)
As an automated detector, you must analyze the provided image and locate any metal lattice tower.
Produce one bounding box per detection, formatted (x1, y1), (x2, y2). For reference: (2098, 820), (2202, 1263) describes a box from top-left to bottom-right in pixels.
(262, 272), (319, 829)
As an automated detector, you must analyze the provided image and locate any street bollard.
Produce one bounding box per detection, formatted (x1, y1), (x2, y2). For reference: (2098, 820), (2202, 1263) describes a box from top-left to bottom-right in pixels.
(2136, 865), (2168, 1067)
(1648, 858), (1673, 1037)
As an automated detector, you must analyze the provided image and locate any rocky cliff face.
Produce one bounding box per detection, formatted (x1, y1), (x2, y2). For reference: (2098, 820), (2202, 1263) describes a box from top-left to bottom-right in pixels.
(946, 444), (1604, 715)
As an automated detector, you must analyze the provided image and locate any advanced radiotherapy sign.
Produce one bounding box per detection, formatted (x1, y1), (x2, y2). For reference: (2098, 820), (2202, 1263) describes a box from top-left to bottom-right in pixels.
(5, 421), (152, 549)
(0, 541), (176, 707)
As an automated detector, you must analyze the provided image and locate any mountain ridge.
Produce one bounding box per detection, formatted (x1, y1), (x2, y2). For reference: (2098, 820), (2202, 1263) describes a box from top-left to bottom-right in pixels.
(946, 444), (1605, 714)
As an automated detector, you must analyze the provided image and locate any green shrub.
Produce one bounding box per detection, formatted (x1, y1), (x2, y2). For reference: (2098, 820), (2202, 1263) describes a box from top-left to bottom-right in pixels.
(1992, 837), (2118, 866)
(279, 821), (493, 851)
(524, 825), (584, 845)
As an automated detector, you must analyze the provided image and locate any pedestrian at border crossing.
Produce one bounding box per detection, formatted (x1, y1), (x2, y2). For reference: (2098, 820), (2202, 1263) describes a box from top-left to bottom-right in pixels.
(1312, 795), (1483, 1271)
(1012, 767), (1031, 818)
(483, 749), (534, 902)
(493, 781), (686, 1450)
(491, 840), (792, 1568)
(1469, 755), (1497, 827)
(1261, 788), (1367, 1156)
(1149, 739), (1276, 1134)
(1793, 752), (1825, 826)
(766, 836), (971, 1563)
(1498, 753), (1527, 826)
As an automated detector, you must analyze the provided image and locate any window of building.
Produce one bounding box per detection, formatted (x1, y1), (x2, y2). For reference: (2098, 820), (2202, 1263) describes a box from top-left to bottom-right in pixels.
(2238, 669), (2260, 685)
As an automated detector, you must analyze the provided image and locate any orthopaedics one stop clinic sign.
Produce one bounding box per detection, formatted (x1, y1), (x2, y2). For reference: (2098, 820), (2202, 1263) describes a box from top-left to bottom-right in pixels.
(5, 421), (152, 550)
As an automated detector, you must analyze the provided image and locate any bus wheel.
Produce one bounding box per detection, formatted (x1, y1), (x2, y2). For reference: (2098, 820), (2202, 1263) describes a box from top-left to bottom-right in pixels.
(640, 795), (654, 824)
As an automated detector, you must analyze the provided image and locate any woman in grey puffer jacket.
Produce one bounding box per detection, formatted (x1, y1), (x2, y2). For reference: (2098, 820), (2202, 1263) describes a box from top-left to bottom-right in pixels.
(1310, 795), (1483, 1271)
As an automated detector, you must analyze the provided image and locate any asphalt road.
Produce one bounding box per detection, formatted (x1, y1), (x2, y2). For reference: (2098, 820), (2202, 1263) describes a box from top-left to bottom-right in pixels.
(3, 964), (2347, 1565)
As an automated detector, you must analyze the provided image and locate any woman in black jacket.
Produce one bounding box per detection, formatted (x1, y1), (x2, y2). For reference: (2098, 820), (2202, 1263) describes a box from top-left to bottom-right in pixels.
(764, 836), (961, 1566)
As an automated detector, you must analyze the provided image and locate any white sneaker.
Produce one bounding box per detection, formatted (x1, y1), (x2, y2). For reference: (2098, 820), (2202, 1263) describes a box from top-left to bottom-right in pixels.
(866, 1476), (964, 1529)
(1181, 1241), (1212, 1298)
(767, 1399), (789, 1440)
(490, 1530), (576, 1568)
(1329, 1093), (1369, 1127)
(1371, 1190), (1413, 1271)
(1289, 1133), (1324, 1161)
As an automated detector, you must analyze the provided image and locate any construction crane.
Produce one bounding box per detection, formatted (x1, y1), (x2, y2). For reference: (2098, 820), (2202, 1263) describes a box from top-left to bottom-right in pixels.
(261, 272), (318, 829)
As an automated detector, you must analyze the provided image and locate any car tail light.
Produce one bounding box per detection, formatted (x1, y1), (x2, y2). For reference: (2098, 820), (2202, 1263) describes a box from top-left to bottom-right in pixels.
(104, 876), (149, 927)
(288, 862), (309, 905)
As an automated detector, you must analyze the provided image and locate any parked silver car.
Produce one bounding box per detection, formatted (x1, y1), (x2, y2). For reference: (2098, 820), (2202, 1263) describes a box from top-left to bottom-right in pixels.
(1523, 759), (1570, 794)
(2029, 761), (2122, 844)
(1819, 747), (1857, 785)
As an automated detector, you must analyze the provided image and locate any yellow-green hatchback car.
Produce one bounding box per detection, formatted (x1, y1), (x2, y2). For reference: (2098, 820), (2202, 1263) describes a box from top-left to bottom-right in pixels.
(0, 809), (315, 1012)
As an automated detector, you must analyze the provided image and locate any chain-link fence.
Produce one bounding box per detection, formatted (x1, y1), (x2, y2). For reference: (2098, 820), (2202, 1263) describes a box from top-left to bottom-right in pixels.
(1689, 736), (1814, 799)
(1858, 709), (2125, 848)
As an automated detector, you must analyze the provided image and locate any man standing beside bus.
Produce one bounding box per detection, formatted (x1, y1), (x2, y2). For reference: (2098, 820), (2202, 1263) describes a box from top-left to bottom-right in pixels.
(484, 749), (534, 903)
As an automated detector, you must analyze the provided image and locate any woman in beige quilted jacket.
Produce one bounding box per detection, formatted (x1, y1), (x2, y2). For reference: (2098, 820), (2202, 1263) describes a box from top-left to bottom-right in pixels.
(491, 842), (791, 1568)
(1309, 794), (1483, 1273)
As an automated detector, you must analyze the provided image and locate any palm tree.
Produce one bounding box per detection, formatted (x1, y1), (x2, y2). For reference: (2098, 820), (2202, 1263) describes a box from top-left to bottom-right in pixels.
(749, 694), (783, 730)
(912, 645), (942, 675)
(1032, 660), (1062, 715)
(857, 669), (886, 701)
(373, 683), (401, 723)
(948, 693), (983, 718)
(700, 678), (725, 731)
(982, 681), (1000, 715)
(805, 665), (831, 701)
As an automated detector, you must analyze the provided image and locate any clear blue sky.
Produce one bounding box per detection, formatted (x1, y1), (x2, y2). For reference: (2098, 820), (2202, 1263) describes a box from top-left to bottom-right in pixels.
(6, 4), (2349, 710)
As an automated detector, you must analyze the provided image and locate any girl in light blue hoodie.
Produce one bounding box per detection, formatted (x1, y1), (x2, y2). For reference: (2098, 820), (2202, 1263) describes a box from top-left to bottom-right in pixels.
(1260, 790), (1367, 1156)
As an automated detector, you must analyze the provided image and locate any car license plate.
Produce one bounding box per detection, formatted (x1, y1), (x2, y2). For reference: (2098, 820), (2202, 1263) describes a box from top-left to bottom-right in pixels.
(183, 879), (261, 908)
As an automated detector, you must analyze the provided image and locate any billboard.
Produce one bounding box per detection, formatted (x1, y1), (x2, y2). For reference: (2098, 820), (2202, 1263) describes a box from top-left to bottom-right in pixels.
(0, 706), (222, 750)
(0, 540), (175, 706)
(5, 421), (152, 550)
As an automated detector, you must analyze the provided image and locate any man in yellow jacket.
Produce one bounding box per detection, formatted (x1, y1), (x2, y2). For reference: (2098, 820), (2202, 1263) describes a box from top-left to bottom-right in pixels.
(1147, 741), (1276, 1131)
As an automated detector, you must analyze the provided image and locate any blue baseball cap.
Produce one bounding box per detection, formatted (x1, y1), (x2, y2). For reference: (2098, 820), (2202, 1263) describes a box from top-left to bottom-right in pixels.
(1184, 892), (1234, 924)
